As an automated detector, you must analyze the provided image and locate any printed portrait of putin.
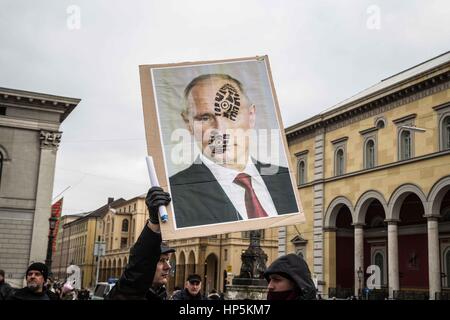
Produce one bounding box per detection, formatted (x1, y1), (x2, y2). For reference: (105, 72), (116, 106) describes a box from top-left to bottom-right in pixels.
(168, 73), (298, 228)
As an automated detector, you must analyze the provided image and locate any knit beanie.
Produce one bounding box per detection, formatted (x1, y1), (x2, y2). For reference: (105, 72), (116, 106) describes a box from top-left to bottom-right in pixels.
(26, 262), (49, 281)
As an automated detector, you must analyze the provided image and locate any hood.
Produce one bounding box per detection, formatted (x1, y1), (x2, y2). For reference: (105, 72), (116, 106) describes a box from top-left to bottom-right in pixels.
(264, 254), (316, 300)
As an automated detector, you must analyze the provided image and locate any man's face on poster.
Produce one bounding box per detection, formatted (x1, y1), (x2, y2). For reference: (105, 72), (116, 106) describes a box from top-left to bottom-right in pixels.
(183, 77), (256, 170)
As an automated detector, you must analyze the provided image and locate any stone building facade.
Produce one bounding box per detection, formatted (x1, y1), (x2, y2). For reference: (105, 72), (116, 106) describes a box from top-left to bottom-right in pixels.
(0, 87), (79, 287)
(283, 51), (450, 299)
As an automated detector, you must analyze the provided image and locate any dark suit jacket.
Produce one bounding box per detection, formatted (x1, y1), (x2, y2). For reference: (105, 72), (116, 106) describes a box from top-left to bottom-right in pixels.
(169, 159), (298, 228)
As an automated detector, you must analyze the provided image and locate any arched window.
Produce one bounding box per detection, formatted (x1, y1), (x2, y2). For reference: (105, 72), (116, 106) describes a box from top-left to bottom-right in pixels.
(295, 151), (308, 185)
(376, 118), (386, 129)
(121, 219), (129, 232)
(335, 148), (345, 176)
(443, 116), (450, 150)
(298, 160), (306, 185)
(365, 139), (375, 169)
(120, 237), (128, 249)
(400, 130), (411, 160)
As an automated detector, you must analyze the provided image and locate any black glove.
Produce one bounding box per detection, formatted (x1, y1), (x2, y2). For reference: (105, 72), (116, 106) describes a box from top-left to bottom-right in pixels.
(145, 186), (171, 224)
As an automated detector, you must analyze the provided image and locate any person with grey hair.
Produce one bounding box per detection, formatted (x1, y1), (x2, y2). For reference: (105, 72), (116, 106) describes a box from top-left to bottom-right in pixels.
(169, 73), (298, 228)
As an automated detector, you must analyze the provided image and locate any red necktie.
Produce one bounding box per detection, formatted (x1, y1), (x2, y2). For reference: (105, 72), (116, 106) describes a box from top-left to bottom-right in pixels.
(233, 173), (268, 219)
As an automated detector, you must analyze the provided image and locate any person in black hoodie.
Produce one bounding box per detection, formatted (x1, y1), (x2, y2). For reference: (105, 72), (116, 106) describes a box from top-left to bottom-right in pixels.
(7, 262), (51, 300)
(107, 187), (175, 300)
(264, 254), (316, 300)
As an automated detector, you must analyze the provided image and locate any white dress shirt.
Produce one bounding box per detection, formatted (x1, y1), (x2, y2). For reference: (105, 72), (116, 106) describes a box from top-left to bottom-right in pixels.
(200, 154), (278, 219)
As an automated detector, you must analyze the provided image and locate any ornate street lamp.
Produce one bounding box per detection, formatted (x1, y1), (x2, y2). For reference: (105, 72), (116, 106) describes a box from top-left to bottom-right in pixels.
(45, 216), (58, 276)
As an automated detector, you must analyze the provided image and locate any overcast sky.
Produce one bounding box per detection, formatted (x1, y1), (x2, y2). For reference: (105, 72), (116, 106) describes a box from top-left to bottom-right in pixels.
(1, 0), (449, 215)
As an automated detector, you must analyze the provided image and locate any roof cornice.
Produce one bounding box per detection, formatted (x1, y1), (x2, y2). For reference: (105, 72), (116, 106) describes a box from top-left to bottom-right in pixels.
(0, 87), (81, 122)
(286, 68), (450, 140)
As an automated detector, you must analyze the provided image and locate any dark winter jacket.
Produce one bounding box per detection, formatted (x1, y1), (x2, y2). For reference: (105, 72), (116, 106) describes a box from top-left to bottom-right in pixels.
(107, 225), (165, 300)
(46, 289), (61, 300)
(6, 287), (50, 300)
(264, 253), (317, 300)
(0, 281), (14, 300)
(171, 288), (206, 300)
(145, 286), (168, 301)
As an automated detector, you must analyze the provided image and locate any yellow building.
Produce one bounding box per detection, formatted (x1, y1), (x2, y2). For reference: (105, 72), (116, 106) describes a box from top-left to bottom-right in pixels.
(167, 229), (279, 294)
(53, 197), (126, 289)
(53, 213), (85, 280)
(53, 214), (96, 289)
(285, 51), (450, 299)
(98, 195), (148, 282)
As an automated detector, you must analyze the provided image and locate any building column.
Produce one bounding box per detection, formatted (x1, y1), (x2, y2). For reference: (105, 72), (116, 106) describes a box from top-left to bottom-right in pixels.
(387, 220), (400, 298)
(278, 226), (287, 256)
(323, 228), (337, 297)
(29, 131), (61, 264)
(175, 263), (185, 287)
(312, 131), (325, 294)
(353, 224), (364, 297)
(197, 244), (207, 293)
(427, 216), (441, 300)
(184, 264), (190, 280)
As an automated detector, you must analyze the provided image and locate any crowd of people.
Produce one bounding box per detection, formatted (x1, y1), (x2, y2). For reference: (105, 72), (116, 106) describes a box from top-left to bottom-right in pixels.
(105, 187), (316, 301)
(1, 187), (317, 301)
